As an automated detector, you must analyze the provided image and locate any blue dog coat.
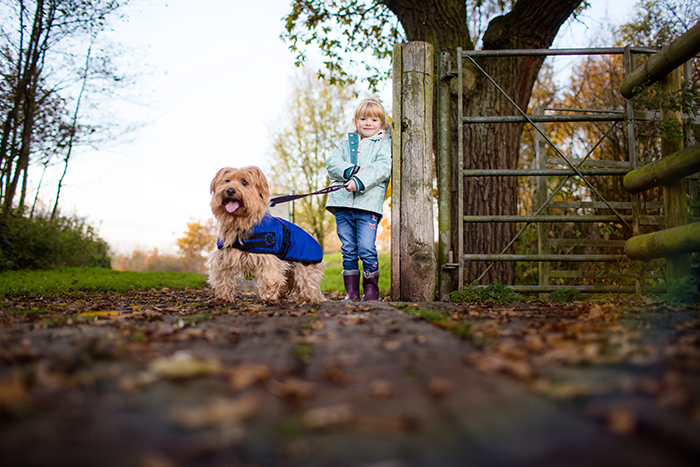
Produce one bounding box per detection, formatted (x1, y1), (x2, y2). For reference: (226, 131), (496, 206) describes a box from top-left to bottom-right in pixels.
(217, 213), (323, 264)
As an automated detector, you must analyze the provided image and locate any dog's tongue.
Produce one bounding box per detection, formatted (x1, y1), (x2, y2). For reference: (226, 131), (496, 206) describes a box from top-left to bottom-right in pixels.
(225, 201), (240, 213)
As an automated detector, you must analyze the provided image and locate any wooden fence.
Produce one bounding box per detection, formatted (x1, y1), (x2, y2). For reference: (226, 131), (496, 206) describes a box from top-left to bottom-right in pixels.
(623, 22), (700, 278)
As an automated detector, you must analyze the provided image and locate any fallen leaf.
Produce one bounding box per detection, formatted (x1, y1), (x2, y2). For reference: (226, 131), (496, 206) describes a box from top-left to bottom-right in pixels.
(531, 379), (596, 399)
(77, 311), (120, 318)
(607, 408), (637, 435)
(427, 378), (454, 398)
(170, 393), (260, 429)
(370, 379), (395, 398)
(353, 413), (420, 433)
(267, 377), (317, 400)
(587, 304), (604, 320)
(292, 334), (325, 344)
(301, 404), (354, 430)
(119, 372), (158, 392)
(411, 335), (427, 344)
(466, 353), (534, 381)
(382, 340), (402, 351)
(323, 365), (351, 385)
(341, 314), (369, 325)
(0, 370), (27, 415)
(150, 351), (222, 379)
(524, 334), (545, 352)
(229, 363), (271, 391)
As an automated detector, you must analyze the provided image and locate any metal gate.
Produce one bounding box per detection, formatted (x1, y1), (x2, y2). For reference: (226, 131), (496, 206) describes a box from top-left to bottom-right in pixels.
(435, 45), (694, 298)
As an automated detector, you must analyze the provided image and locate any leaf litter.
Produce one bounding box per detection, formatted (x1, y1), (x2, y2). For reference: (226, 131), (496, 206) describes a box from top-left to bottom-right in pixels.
(1, 286), (700, 465)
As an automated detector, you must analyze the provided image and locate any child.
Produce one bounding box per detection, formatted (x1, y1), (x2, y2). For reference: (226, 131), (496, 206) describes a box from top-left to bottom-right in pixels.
(326, 98), (392, 300)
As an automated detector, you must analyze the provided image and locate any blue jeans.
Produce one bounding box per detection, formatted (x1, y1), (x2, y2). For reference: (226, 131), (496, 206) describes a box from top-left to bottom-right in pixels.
(335, 209), (380, 274)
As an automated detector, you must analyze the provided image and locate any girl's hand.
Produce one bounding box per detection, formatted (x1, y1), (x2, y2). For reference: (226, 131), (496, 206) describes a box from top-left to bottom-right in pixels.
(345, 179), (357, 193)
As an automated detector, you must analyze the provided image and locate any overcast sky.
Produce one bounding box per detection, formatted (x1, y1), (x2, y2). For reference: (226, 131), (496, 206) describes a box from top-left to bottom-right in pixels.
(34, 0), (638, 255)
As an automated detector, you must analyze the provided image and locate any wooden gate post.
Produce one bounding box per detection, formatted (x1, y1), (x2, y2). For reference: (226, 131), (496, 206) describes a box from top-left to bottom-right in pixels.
(661, 67), (690, 279)
(391, 42), (436, 301)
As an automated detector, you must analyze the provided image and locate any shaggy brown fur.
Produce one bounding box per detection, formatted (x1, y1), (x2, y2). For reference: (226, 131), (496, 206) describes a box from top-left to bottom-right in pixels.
(206, 166), (325, 304)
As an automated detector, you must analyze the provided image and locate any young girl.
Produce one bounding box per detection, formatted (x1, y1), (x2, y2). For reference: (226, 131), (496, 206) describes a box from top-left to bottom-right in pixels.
(326, 98), (392, 300)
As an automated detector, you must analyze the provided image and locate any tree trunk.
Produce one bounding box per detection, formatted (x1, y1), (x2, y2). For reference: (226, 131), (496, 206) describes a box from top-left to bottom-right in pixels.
(385, 0), (471, 52)
(2, 0), (52, 217)
(462, 0), (581, 284)
(388, 0), (582, 286)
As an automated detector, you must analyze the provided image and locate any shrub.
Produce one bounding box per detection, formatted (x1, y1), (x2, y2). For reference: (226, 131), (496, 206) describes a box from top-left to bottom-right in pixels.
(449, 281), (523, 305)
(648, 275), (699, 305)
(549, 287), (585, 303)
(0, 210), (111, 271)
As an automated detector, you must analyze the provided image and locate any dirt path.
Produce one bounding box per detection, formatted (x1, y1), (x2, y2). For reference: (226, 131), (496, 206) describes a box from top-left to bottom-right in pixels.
(1, 281), (699, 466)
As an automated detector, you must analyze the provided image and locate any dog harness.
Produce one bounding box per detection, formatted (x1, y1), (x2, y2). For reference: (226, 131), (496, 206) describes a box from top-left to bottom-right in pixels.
(217, 213), (323, 264)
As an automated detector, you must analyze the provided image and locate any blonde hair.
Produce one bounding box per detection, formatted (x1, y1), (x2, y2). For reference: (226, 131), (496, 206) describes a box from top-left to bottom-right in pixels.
(353, 98), (388, 131)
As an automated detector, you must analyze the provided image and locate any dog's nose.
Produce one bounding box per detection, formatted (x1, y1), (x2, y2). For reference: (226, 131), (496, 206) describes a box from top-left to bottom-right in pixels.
(226, 188), (236, 197)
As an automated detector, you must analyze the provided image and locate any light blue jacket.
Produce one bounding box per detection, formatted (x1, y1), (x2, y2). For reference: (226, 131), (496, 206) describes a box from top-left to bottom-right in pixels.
(325, 128), (392, 216)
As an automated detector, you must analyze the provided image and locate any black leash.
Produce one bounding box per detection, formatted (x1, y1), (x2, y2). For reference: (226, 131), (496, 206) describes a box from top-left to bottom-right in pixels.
(269, 184), (346, 207)
(269, 166), (361, 207)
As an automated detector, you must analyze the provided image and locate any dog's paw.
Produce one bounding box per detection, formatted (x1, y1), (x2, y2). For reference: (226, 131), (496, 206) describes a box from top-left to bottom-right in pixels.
(294, 292), (326, 305)
(259, 291), (283, 305)
(213, 288), (236, 303)
(260, 293), (281, 305)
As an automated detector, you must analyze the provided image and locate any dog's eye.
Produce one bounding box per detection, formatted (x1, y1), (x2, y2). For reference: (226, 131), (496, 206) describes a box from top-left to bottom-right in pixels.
(241, 180), (248, 186)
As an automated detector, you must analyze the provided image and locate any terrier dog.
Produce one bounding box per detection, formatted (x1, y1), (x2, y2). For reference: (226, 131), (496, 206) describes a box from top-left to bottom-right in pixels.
(206, 166), (325, 304)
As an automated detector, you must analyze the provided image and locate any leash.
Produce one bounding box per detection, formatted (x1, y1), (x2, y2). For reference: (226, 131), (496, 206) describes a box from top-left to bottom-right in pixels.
(269, 166), (361, 207)
(269, 184), (346, 207)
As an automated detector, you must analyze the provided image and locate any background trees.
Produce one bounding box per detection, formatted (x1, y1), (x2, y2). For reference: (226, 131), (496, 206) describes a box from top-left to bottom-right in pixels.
(0, 0), (131, 218)
(267, 68), (357, 251)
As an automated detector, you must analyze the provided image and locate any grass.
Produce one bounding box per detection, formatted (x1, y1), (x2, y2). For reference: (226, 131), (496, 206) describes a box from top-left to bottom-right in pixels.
(449, 281), (524, 305)
(321, 250), (391, 296)
(0, 267), (207, 298)
(0, 251), (391, 299)
(395, 303), (474, 340)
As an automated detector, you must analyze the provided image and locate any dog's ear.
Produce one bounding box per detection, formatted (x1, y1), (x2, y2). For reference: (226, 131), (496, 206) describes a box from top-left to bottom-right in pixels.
(210, 168), (230, 194)
(245, 166), (270, 201)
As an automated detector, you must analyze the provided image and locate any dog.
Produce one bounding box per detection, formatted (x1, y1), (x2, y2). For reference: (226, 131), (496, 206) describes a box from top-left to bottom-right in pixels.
(206, 166), (325, 304)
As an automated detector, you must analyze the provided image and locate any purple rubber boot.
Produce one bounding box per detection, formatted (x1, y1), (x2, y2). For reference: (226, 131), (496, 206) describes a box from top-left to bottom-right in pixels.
(342, 270), (361, 300)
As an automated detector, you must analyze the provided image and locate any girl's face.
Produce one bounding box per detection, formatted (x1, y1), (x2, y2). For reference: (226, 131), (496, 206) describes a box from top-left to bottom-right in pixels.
(356, 115), (383, 138)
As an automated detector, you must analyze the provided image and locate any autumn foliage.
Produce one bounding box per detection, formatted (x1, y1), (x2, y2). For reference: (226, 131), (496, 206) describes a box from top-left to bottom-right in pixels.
(113, 220), (216, 274)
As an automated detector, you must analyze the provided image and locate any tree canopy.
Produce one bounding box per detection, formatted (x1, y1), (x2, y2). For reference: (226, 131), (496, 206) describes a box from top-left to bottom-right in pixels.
(282, 0), (590, 90)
